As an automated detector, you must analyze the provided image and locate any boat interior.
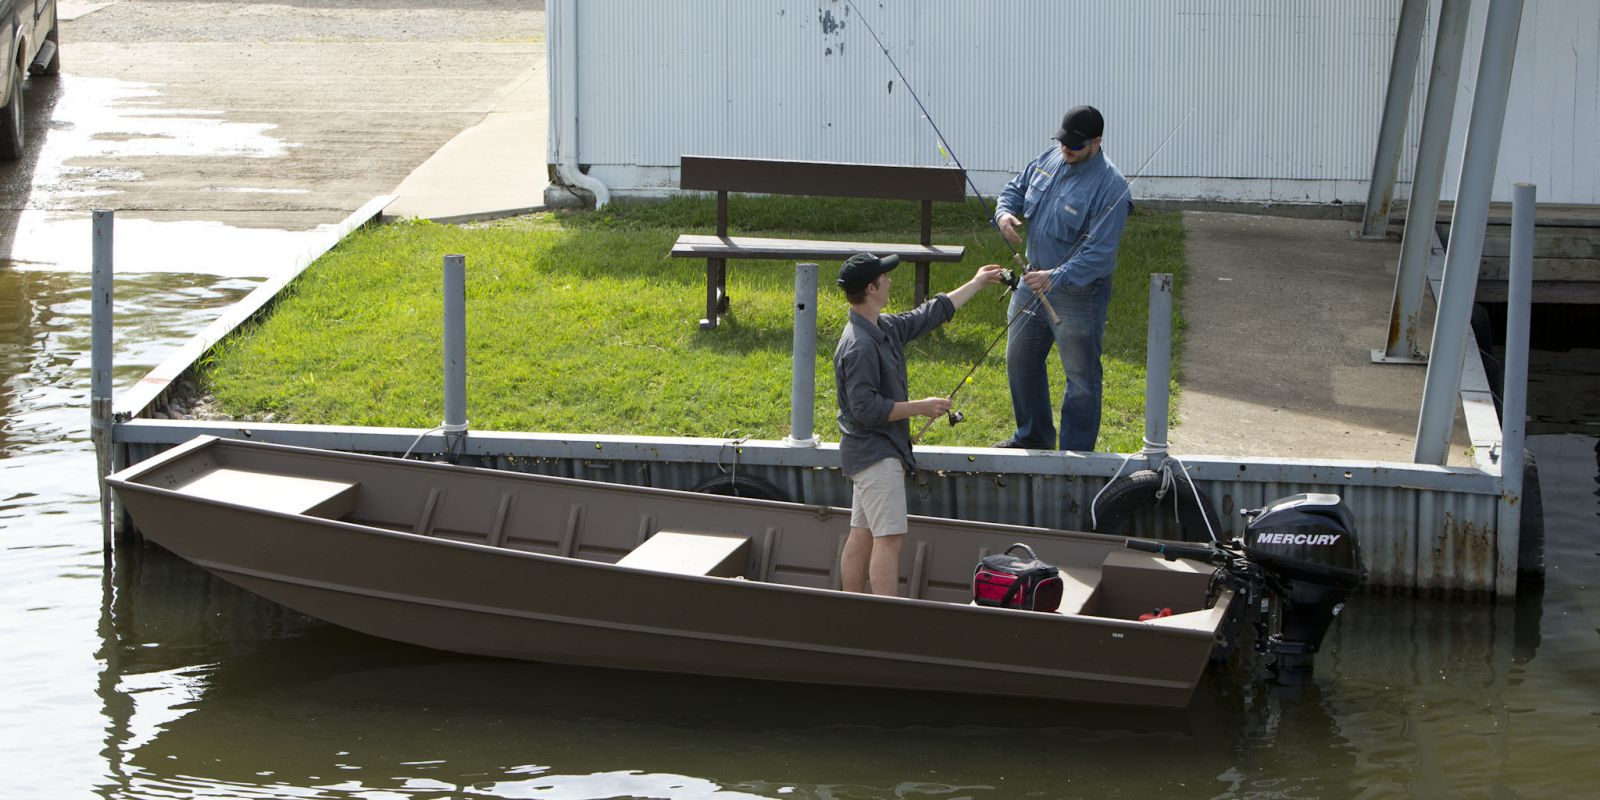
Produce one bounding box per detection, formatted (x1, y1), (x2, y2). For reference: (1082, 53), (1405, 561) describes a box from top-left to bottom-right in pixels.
(124, 437), (1223, 624)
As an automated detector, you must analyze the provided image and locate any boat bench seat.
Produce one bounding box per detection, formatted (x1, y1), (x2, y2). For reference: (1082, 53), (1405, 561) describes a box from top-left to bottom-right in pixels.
(1082, 550), (1216, 619)
(616, 530), (751, 578)
(1053, 566), (1104, 615)
(173, 468), (358, 519)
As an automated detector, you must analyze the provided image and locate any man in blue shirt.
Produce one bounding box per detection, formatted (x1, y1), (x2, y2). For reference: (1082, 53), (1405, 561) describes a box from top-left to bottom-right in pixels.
(993, 105), (1131, 451)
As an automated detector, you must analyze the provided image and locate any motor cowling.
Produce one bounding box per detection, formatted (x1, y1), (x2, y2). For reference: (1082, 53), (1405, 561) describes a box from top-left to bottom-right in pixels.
(1242, 493), (1364, 684)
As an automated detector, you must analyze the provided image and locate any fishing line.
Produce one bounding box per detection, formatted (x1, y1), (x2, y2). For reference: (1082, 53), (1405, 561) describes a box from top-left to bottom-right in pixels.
(841, 0), (1059, 324)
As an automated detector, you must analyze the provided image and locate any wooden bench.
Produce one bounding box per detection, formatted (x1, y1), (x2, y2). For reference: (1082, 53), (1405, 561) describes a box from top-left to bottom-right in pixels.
(671, 155), (969, 330)
(616, 530), (752, 578)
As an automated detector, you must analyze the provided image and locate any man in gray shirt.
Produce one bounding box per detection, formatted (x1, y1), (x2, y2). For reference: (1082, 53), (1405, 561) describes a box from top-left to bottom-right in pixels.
(834, 253), (1003, 596)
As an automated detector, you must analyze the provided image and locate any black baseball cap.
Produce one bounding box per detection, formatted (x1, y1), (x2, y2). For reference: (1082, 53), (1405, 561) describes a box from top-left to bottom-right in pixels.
(1054, 105), (1104, 149)
(837, 253), (900, 294)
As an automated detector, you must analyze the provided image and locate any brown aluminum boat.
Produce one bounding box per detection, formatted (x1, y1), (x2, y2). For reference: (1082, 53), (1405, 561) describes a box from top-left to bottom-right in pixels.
(108, 435), (1252, 707)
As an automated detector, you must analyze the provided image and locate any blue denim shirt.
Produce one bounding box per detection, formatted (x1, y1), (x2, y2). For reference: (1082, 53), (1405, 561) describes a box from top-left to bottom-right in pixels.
(995, 147), (1131, 287)
(833, 294), (955, 477)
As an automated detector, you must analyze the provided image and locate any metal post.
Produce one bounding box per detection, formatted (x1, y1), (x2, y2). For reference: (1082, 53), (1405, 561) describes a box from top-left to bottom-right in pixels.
(784, 262), (820, 447)
(1358, 0), (1430, 240)
(91, 210), (115, 551)
(1494, 182), (1533, 598)
(1414, 0), (1524, 466)
(1374, 0), (1472, 365)
(442, 254), (468, 457)
(1143, 274), (1173, 472)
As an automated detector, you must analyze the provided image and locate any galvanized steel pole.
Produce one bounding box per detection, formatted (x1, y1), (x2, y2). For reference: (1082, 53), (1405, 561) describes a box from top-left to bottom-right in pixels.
(1359, 0), (1430, 240)
(1143, 274), (1173, 472)
(1375, 0), (1471, 365)
(91, 210), (115, 550)
(1494, 182), (1534, 597)
(784, 262), (820, 448)
(442, 254), (468, 456)
(1415, 0), (1525, 465)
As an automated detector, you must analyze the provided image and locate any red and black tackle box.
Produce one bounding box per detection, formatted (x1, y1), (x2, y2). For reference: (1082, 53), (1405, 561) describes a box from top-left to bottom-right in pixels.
(971, 543), (1064, 613)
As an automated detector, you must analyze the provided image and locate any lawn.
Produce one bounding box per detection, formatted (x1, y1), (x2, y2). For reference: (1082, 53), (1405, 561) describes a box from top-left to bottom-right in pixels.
(203, 196), (1186, 452)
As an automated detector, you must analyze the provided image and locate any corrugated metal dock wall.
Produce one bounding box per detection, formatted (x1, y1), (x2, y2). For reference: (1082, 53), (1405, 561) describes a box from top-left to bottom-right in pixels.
(114, 419), (1510, 598)
(550, 0), (1600, 206)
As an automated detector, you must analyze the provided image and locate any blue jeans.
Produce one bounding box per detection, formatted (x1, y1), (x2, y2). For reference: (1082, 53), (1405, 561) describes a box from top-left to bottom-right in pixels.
(1004, 275), (1112, 451)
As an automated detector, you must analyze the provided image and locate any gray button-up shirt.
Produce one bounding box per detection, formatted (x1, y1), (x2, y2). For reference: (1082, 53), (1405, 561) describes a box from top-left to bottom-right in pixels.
(834, 294), (955, 477)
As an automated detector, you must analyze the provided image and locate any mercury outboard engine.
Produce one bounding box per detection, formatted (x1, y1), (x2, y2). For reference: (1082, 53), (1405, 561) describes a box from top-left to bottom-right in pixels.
(1241, 493), (1364, 684)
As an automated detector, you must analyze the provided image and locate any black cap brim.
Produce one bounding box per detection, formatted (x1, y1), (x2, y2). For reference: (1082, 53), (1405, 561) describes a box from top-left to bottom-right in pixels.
(1054, 129), (1089, 149)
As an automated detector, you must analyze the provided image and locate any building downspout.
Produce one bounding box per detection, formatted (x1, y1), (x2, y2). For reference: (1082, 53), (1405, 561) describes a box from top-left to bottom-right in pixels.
(548, 0), (609, 210)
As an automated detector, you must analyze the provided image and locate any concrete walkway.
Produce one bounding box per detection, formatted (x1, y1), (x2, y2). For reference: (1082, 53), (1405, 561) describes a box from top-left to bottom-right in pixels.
(385, 65), (548, 223)
(1170, 212), (1470, 466)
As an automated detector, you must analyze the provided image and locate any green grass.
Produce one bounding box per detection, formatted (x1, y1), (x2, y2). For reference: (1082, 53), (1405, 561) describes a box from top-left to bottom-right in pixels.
(204, 197), (1187, 452)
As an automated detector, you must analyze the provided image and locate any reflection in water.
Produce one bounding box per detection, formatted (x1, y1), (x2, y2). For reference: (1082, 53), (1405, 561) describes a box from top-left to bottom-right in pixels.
(0, 73), (350, 277)
(0, 266), (253, 799)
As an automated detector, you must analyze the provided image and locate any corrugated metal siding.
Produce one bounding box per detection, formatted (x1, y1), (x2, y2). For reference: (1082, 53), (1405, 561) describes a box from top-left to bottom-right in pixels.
(561, 0), (1598, 204)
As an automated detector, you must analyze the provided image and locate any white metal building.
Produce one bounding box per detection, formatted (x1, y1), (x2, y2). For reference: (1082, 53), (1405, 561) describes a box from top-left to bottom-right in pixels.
(546, 0), (1599, 207)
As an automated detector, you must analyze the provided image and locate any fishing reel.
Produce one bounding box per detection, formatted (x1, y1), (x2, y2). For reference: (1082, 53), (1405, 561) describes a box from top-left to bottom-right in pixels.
(998, 269), (1022, 294)
(946, 409), (965, 427)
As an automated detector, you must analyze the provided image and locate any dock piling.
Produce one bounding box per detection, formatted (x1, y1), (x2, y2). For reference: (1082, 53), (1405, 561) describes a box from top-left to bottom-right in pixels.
(1495, 183), (1534, 597)
(1143, 273), (1173, 472)
(784, 262), (820, 448)
(442, 254), (468, 457)
(91, 210), (115, 551)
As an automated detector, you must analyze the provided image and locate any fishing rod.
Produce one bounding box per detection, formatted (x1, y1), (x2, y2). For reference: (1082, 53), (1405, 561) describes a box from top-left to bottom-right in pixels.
(841, 0), (1060, 326)
(910, 108), (1195, 444)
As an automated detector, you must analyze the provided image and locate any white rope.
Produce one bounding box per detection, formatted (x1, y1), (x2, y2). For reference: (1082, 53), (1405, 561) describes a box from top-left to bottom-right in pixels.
(400, 425), (444, 460)
(1087, 437), (1219, 544)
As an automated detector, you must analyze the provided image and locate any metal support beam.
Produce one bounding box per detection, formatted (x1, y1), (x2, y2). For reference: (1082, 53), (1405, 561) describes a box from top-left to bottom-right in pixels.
(91, 210), (115, 551)
(1143, 273), (1173, 473)
(1415, 0), (1525, 466)
(1374, 0), (1472, 365)
(784, 262), (821, 447)
(442, 254), (468, 457)
(1358, 0), (1430, 240)
(1494, 182), (1533, 598)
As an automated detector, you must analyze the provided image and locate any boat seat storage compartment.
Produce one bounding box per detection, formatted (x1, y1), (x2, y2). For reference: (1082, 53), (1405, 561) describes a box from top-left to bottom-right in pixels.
(1082, 550), (1215, 620)
(171, 468), (358, 519)
(616, 530), (751, 578)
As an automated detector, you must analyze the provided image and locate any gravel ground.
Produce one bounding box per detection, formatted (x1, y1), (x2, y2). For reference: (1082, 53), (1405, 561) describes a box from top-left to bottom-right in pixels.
(66, 0), (544, 43)
(4, 0), (547, 231)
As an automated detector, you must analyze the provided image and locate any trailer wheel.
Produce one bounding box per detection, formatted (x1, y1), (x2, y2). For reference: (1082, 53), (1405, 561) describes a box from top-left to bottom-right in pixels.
(690, 472), (789, 502)
(1090, 469), (1219, 543)
(0, 68), (24, 160)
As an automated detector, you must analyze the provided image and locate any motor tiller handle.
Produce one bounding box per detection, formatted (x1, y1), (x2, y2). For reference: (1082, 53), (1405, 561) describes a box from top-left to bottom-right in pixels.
(1126, 538), (1219, 564)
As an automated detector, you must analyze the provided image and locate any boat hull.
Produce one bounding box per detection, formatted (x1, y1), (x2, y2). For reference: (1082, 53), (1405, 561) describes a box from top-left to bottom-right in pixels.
(109, 436), (1231, 707)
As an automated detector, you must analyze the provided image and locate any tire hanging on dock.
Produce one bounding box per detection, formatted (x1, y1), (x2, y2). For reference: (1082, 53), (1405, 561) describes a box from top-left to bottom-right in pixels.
(690, 472), (789, 502)
(1090, 469), (1220, 543)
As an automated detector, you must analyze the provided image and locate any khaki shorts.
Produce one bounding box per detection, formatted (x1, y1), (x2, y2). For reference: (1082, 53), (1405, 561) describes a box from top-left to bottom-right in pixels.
(848, 457), (908, 538)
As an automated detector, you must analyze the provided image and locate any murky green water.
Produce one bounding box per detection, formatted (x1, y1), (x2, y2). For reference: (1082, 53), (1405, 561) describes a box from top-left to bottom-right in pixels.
(3, 264), (1597, 798)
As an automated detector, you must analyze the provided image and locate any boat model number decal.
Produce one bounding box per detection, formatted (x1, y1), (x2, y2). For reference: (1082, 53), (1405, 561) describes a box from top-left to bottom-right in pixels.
(1255, 533), (1342, 546)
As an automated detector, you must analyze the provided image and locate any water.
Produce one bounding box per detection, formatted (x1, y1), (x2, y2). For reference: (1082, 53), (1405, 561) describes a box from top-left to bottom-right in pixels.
(3, 266), (1598, 797)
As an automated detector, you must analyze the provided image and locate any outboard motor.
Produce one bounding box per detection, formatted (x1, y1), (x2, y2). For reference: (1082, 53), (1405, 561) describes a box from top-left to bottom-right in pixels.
(1242, 493), (1364, 685)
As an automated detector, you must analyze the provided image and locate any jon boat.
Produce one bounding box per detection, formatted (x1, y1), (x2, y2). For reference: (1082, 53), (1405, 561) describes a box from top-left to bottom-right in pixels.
(107, 435), (1361, 708)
